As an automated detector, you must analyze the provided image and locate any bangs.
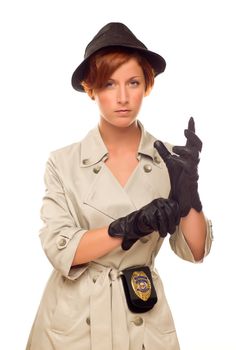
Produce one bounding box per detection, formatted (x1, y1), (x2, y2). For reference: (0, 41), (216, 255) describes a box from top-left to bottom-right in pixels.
(81, 48), (154, 97)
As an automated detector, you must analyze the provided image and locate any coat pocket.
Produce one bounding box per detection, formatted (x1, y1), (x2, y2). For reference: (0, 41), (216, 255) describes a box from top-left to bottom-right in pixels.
(142, 272), (180, 350)
(147, 272), (177, 335)
(50, 272), (90, 333)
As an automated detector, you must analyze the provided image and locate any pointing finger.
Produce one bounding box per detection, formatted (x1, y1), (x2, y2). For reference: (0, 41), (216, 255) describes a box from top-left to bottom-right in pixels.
(188, 117), (195, 133)
(185, 117), (202, 151)
(185, 129), (202, 152)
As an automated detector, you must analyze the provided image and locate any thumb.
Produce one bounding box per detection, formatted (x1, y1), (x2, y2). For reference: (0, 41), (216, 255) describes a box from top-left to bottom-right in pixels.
(154, 140), (171, 161)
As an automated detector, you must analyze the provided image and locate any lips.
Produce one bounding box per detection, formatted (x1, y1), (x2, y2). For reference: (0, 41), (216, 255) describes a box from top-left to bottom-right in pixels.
(115, 109), (130, 112)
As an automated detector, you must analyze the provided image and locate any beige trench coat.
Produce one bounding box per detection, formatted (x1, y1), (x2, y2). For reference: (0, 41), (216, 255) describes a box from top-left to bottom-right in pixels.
(26, 122), (213, 350)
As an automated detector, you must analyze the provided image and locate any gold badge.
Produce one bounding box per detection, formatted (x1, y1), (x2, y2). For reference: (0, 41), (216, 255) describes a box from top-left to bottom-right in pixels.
(131, 270), (151, 301)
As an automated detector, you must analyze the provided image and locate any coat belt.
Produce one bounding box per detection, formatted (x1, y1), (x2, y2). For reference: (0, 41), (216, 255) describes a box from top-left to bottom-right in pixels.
(88, 263), (130, 350)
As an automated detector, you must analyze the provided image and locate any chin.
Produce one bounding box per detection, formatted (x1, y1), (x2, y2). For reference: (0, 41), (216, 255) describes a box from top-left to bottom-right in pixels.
(114, 117), (138, 128)
(100, 115), (138, 129)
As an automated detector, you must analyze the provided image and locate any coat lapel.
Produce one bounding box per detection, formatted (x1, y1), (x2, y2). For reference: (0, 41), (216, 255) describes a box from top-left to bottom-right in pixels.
(83, 163), (137, 220)
(81, 121), (171, 219)
(125, 155), (170, 210)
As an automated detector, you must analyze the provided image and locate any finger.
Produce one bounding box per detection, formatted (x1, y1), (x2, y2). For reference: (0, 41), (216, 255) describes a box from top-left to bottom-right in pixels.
(154, 140), (171, 161)
(185, 129), (202, 152)
(153, 199), (168, 237)
(155, 140), (194, 173)
(172, 145), (199, 161)
(188, 116), (195, 133)
(156, 210), (168, 237)
(186, 117), (195, 148)
(122, 238), (137, 250)
(165, 200), (178, 234)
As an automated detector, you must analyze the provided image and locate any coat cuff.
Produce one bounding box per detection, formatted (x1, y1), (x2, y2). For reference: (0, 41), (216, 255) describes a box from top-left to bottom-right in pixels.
(40, 227), (89, 280)
(169, 218), (213, 263)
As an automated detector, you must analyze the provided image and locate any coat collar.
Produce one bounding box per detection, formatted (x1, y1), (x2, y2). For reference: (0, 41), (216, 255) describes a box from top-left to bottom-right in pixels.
(137, 122), (162, 164)
(80, 121), (162, 167)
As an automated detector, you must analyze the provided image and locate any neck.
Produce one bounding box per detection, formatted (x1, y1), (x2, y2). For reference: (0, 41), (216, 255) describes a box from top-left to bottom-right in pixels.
(99, 119), (141, 153)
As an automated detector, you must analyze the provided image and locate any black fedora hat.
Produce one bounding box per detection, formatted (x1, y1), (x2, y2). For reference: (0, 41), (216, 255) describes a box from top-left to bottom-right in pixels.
(71, 22), (166, 92)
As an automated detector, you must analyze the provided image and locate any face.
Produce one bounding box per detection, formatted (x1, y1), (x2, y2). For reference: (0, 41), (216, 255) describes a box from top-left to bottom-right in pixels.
(93, 58), (146, 129)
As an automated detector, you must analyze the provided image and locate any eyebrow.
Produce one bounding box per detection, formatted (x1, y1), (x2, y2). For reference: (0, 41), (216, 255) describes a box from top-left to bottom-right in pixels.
(129, 75), (143, 80)
(109, 75), (144, 81)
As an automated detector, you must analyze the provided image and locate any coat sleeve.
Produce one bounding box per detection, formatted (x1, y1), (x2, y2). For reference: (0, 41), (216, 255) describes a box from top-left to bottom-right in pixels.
(39, 155), (88, 280)
(169, 216), (213, 263)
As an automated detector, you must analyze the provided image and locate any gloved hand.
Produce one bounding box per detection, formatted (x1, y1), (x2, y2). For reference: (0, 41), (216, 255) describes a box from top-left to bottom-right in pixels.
(108, 198), (180, 250)
(154, 117), (202, 217)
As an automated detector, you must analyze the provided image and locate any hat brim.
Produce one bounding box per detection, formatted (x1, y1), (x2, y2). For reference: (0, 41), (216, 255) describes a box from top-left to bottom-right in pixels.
(71, 45), (166, 92)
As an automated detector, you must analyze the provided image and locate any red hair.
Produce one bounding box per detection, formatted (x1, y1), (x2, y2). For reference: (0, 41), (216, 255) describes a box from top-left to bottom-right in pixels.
(81, 48), (155, 98)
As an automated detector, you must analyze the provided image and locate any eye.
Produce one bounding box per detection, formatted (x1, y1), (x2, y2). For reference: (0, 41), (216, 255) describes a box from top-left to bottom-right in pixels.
(104, 80), (114, 88)
(129, 79), (140, 87)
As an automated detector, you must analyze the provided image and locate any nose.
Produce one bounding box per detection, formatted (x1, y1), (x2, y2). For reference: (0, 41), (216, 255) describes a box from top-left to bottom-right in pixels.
(117, 85), (128, 104)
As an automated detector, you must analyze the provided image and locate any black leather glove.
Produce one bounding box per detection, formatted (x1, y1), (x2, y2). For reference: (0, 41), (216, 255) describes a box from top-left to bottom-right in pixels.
(154, 117), (202, 217)
(108, 198), (180, 250)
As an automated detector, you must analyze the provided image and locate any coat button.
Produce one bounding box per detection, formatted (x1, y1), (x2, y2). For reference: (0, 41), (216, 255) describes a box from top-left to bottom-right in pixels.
(140, 237), (149, 243)
(86, 317), (90, 326)
(58, 238), (67, 247)
(93, 165), (101, 174)
(154, 156), (161, 164)
(143, 164), (152, 173)
(133, 316), (143, 326)
(82, 158), (90, 165)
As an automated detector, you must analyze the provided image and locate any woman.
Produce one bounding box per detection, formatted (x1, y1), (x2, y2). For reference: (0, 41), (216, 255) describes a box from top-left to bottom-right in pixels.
(26, 22), (213, 350)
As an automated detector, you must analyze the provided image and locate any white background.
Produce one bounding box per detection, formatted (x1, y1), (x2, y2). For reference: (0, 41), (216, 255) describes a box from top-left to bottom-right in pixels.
(1, 0), (235, 349)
